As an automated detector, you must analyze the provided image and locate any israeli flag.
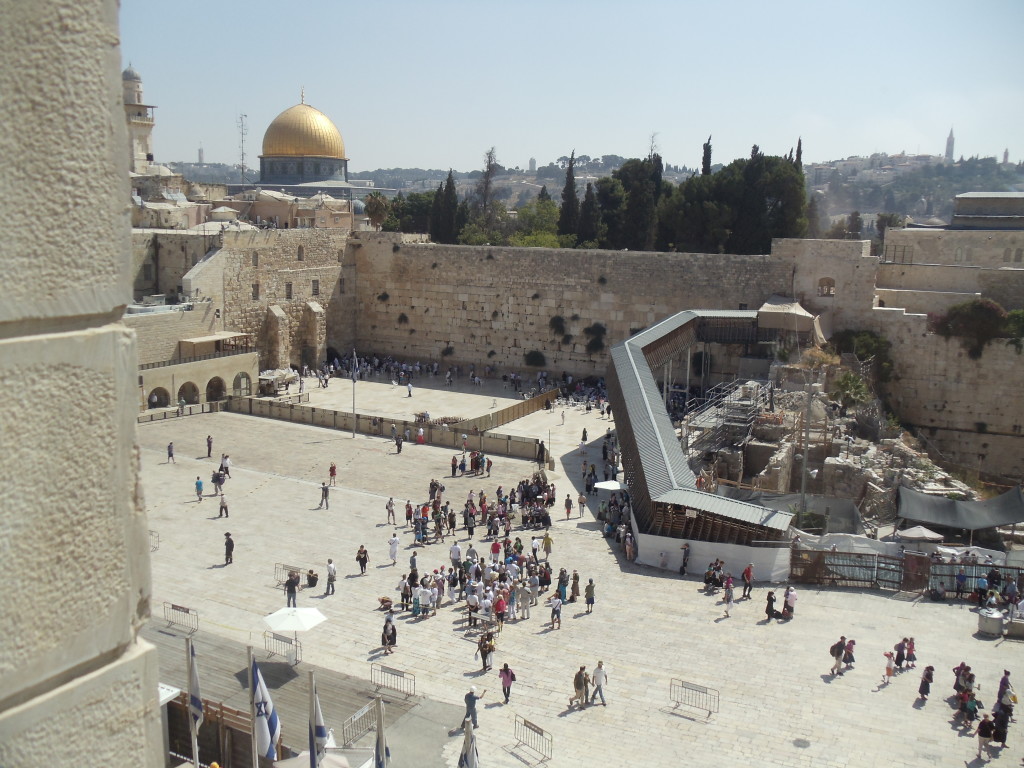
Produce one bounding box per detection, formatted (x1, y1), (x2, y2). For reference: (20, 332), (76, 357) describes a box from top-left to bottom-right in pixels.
(252, 659), (282, 760)
(309, 681), (328, 767)
(188, 642), (203, 732)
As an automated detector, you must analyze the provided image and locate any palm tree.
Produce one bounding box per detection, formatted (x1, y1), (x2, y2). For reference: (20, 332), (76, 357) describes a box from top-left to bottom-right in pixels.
(830, 371), (870, 416)
(364, 192), (389, 231)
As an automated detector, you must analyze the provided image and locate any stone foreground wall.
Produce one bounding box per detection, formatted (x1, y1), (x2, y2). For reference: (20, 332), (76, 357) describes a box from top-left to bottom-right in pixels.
(0, 1), (162, 765)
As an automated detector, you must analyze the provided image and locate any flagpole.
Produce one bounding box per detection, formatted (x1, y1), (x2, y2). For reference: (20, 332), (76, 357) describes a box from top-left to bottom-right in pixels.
(248, 645), (259, 768)
(351, 347), (357, 438)
(186, 638), (200, 768)
(375, 695), (388, 768)
(308, 670), (317, 768)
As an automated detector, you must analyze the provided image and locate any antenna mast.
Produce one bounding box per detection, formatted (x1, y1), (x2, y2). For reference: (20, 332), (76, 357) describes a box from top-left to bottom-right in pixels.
(237, 113), (248, 184)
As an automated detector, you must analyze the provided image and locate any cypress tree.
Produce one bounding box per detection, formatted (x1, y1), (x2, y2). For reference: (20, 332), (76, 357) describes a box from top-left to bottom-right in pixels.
(441, 170), (458, 243)
(702, 135), (712, 176)
(557, 151), (579, 237)
(537, 186), (551, 202)
(429, 182), (444, 242)
(578, 182), (602, 246)
(795, 137), (803, 171)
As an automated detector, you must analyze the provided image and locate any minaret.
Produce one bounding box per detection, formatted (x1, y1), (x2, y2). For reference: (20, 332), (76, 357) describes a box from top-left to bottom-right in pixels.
(122, 65), (155, 173)
(944, 128), (954, 163)
(1004, 148), (1010, 166)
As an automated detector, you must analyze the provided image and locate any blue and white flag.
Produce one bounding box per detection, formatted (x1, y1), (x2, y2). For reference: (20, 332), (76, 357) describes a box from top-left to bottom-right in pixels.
(188, 641), (203, 732)
(352, 348), (358, 382)
(252, 659), (281, 760)
(309, 680), (328, 768)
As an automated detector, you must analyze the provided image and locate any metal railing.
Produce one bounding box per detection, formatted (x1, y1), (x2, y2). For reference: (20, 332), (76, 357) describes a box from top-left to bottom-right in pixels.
(370, 663), (416, 696)
(264, 631), (301, 664)
(339, 700), (376, 747)
(669, 679), (720, 717)
(163, 602), (199, 634)
(513, 715), (552, 760)
(274, 562), (306, 587)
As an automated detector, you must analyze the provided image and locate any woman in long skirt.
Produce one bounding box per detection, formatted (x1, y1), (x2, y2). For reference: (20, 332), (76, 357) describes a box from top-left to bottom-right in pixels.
(381, 616), (397, 654)
(918, 665), (934, 700)
(765, 590), (776, 620)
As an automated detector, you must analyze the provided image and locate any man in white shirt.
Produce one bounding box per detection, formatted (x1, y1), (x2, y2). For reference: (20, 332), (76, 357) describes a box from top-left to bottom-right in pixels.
(531, 536), (541, 563)
(590, 661), (608, 706)
(325, 558), (337, 595)
(450, 542), (462, 570)
(388, 533), (400, 565)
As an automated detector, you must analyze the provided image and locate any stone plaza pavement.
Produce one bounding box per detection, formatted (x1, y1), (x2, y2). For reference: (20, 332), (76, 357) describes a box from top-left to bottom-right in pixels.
(139, 379), (1024, 768)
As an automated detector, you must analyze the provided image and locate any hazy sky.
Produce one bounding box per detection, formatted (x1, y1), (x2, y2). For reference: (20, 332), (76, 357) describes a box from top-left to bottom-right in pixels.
(121, 0), (1024, 174)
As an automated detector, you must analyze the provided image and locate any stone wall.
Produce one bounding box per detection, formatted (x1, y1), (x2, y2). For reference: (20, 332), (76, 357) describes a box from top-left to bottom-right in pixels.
(869, 309), (1024, 478)
(131, 229), (221, 300)
(350, 232), (793, 376)
(0, 0), (162, 763)
(124, 303), (219, 365)
(884, 227), (1024, 268)
(138, 352), (259, 410)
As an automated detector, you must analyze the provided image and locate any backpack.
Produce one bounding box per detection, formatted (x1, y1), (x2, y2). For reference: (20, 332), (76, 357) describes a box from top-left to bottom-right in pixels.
(829, 641), (843, 657)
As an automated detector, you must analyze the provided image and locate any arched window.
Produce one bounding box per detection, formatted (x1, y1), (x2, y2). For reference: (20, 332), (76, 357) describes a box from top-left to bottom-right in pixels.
(817, 277), (836, 297)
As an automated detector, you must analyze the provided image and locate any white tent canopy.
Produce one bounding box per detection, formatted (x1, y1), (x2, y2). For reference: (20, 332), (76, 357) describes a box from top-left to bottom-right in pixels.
(899, 525), (944, 541)
(757, 295), (826, 343)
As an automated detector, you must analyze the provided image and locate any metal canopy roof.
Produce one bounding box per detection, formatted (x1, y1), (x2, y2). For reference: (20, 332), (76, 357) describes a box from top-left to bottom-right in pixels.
(610, 309), (793, 532)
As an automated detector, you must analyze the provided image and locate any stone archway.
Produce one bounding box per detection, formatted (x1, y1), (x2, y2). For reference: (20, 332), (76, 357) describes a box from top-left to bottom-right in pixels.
(177, 381), (199, 405)
(232, 372), (252, 396)
(148, 387), (170, 409)
(206, 377), (226, 402)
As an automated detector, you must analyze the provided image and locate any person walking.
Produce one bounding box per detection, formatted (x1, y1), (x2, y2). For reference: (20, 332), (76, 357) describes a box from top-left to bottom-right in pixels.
(550, 594), (562, 629)
(499, 663), (516, 704)
(206, 435), (213, 458)
(285, 571), (299, 607)
(386, 497), (396, 524)
(325, 558), (336, 595)
(407, 381), (413, 398)
(167, 441), (175, 463)
(388, 533), (400, 566)
(564, 494), (573, 520)
(356, 545), (370, 575)
(223, 532), (234, 565)
(680, 543), (690, 575)
(882, 651), (895, 685)
(829, 636), (847, 676)
(194, 476), (204, 503)
(577, 491), (587, 518)
(451, 455), (458, 478)
(741, 563), (754, 599)
(329, 462), (337, 486)
(974, 713), (995, 760)
(216, 493), (228, 517)
(584, 578), (596, 613)
(381, 614), (397, 654)
(590, 661), (608, 706)
(542, 532), (554, 562)
(843, 639), (856, 669)
(784, 586), (797, 618)
(569, 666), (589, 709)
(317, 482), (330, 510)
(464, 687), (485, 728)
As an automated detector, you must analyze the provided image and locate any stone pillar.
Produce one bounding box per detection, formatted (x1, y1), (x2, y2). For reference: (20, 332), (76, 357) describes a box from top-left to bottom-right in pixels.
(0, 1), (162, 765)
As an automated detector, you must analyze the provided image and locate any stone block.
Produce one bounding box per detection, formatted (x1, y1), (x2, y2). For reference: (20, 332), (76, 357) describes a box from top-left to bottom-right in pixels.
(0, 641), (162, 768)
(0, 325), (148, 701)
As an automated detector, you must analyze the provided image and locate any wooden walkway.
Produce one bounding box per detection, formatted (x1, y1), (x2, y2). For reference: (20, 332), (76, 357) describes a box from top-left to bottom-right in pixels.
(141, 623), (417, 749)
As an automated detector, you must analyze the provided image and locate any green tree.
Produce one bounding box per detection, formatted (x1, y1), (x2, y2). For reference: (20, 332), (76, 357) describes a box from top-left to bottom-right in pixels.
(830, 371), (870, 416)
(930, 298), (1008, 359)
(702, 135), (712, 176)
(616, 153), (663, 251)
(795, 137), (803, 171)
(364, 191), (389, 231)
(440, 170), (458, 243)
(846, 210), (863, 238)
(557, 151), (580, 237)
(537, 185), (551, 202)
(595, 176), (626, 249)
(428, 182), (444, 242)
(578, 182), (603, 246)
(806, 195), (822, 239)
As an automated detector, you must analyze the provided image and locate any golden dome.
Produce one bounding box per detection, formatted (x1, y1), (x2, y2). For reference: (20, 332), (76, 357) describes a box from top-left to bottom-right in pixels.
(261, 103), (346, 159)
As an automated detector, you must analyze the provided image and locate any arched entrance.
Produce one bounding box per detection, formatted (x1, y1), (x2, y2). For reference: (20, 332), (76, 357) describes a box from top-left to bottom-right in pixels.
(206, 377), (226, 402)
(232, 372), (252, 396)
(148, 387), (170, 409)
(177, 381), (199, 405)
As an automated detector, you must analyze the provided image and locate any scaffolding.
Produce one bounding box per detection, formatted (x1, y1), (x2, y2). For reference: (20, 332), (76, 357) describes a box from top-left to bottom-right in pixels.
(683, 380), (769, 459)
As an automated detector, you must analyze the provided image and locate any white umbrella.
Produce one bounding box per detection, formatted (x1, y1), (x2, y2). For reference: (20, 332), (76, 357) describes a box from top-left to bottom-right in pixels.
(263, 607), (327, 643)
(899, 525), (943, 542)
(594, 480), (626, 492)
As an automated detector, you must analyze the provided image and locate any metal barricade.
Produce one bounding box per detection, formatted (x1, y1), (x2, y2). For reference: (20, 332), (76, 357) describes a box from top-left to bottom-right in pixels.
(162, 602), (199, 634)
(274, 562), (305, 586)
(339, 700), (376, 747)
(513, 715), (552, 760)
(370, 663), (416, 696)
(669, 678), (719, 717)
(263, 631), (301, 664)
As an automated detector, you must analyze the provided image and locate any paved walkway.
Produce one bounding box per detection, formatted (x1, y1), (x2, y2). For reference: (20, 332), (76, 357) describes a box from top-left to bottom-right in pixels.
(140, 386), (1023, 768)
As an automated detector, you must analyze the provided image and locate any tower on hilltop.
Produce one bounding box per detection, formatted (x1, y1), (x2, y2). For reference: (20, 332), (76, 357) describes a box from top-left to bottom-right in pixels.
(945, 127), (955, 163)
(122, 65), (155, 173)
